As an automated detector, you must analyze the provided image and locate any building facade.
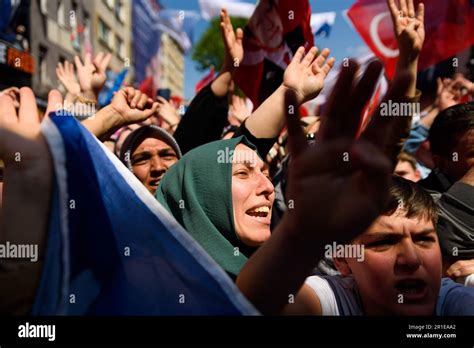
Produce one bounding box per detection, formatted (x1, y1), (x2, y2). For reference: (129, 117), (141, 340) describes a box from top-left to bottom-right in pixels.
(29, 0), (132, 104)
(158, 32), (184, 98)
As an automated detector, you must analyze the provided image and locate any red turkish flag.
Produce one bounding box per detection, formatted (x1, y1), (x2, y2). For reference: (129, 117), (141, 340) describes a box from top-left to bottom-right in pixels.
(346, 0), (474, 79)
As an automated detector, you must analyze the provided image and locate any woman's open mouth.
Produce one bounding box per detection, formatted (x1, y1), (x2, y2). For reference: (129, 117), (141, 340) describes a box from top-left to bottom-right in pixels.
(246, 206), (271, 224)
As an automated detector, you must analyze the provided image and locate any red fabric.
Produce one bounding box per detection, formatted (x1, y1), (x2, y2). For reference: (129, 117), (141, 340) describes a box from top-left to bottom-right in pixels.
(357, 84), (384, 138)
(195, 67), (215, 94)
(347, 0), (474, 79)
(277, 0), (313, 43)
(234, 0), (314, 107)
(138, 76), (155, 99)
(299, 105), (309, 117)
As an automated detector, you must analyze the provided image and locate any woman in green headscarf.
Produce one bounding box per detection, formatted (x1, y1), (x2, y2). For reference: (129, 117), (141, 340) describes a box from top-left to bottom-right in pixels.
(155, 136), (275, 278)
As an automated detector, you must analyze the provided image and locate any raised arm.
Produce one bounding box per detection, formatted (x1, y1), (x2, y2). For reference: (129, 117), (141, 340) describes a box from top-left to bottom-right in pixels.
(389, 0), (425, 98)
(82, 87), (159, 141)
(236, 60), (412, 315)
(74, 52), (111, 103)
(244, 47), (334, 139)
(0, 88), (62, 313)
(378, 0), (425, 168)
(210, 9), (244, 97)
(56, 60), (81, 105)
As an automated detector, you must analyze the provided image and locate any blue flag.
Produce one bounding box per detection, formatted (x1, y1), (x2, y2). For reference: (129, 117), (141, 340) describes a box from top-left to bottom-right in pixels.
(98, 68), (129, 107)
(32, 113), (259, 315)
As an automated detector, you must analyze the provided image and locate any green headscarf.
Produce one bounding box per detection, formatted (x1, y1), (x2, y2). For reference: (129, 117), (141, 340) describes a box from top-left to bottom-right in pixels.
(155, 136), (259, 276)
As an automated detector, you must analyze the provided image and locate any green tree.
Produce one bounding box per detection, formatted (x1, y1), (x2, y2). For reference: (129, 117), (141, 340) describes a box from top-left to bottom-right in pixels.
(192, 16), (248, 72)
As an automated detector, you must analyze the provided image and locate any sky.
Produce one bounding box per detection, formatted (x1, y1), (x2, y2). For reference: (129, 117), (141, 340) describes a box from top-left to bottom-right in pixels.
(159, 0), (369, 100)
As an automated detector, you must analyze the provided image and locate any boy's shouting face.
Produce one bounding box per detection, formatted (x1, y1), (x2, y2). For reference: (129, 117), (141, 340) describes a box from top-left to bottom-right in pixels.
(336, 211), (442, 315)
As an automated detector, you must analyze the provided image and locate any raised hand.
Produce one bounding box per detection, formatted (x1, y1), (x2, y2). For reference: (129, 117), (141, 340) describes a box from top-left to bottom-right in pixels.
(0, 88), (62, 313)
(156, 96), (180, 129)
(82, 87), (158, 141)
(282, 60), (411, 246)
(229, 95), (249, 124)
(56, 60), (81, 96)
(109, 87), (159, 126)
(387, 0), (425, 62)
(0, 87), (20, 108)
(452, 73), (474, 97)
(283, 46), (335, 104)
(236, 60), (412, 315)
(74, 52), (112, 98)
(220, 8), (244, 72)
(436, 78), (458, 111)
(0, 88), (62, 166)
(446, 259), (474, 280)
(0, 87), (62, 240)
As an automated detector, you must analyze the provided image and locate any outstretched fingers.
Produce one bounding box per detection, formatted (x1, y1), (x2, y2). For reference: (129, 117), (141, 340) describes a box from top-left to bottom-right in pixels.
(320, 57), (335, 76)
(291, 47), (306, 65)
(399, 0), (408, 16)
(100, 53), (112, 72)
(312, 49), (334, 76)
(387, 0), (399, 20)
(56, 62), (65, 78)
(74, 55), (84, 70)
(416, 3), (424, 23)
(407, 0), (415, 18)
(302, 47), (318, 68)
(236, 27), (244, 43)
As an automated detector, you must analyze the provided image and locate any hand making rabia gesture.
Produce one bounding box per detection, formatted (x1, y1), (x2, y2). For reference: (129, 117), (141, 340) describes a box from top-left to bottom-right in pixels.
(237, 60), (412, 315)
(74, 52), (112, 102)
(388, 0), (425, 97)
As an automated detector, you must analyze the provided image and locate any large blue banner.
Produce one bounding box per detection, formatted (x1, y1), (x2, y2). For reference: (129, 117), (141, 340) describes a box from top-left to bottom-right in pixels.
(132, 0), (162, 85)
(32, 113), (258, 315)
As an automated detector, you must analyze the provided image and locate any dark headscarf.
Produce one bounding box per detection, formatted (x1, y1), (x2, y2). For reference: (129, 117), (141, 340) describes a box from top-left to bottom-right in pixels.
(119, 125), (182, 171)
(155, 136), (259, 276)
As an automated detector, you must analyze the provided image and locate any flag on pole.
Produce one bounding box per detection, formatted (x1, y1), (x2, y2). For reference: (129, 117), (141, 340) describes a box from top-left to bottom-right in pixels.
(346, 0), (474, 79)
(98, 68), (129, 107)
(311, 12), (336, 38)
(32, 113), (259, 316)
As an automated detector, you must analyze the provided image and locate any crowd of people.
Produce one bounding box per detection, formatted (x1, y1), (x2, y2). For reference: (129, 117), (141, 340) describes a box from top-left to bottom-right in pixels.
(0, 0), (473, 315)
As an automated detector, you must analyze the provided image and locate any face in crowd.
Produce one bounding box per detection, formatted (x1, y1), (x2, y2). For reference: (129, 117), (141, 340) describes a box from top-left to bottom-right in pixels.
(434, 128), (474, 182)
(231, 144), (275, 246)
(429, 103), (474, 182)
(131, 137), (179, 194)
(334, 185), (442, 316)
(394, 159), (421, 182)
